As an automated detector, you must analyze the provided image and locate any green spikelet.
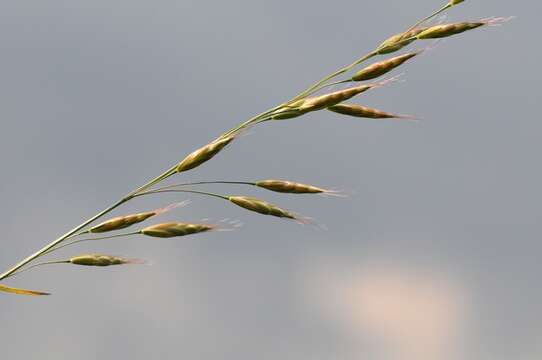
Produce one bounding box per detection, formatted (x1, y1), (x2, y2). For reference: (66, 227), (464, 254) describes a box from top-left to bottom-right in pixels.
(176, 136), (235, 173)
(328, 103), (414, 120)
(417, 22), (485, 39)
(255, 180), (325, 194)
(70, 254), (143, 267)
(352, 51), (420, 82)
(89, 212), (156, 233)
(228, 196), (297, 220)
(141, 222), (215, 238)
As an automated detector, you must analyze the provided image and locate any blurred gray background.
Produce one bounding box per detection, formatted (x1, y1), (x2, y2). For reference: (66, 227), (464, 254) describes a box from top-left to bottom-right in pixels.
(0, 1), (539, 359)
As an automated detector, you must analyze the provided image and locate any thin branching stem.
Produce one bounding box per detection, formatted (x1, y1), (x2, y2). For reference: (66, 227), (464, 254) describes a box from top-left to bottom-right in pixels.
(135, 189), (230, 201)
(8, 260), (71, 279)
(406, 3), (452, 33)
(43, 232), (141, 256)
(151, 181), (257, 191)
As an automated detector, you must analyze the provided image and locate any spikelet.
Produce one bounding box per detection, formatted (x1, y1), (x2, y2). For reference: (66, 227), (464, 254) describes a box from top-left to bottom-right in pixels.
(450, 0), (464, 5)
(376, 27), (427, 54)
(228, 196), (298, 220)
(352, 51), (421, 82)
(88, 202), (188, 233)
(69, 254), (144, 267)
(416, 18), (510, 39)
(328, 103), (415, 120)
(89, 211), (155, 233)
(417, 22), (483, 39)
(298, 86), (372, 112)
(140, 222), (215, 238)
(0, 283), (50, 296)
(255, 180), (325, 194)
(296, 77), (399, 113)
(176, 136), (235, 173)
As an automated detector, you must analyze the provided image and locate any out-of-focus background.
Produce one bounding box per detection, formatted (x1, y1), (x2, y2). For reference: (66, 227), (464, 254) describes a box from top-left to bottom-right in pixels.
(0, 1), (538, 359)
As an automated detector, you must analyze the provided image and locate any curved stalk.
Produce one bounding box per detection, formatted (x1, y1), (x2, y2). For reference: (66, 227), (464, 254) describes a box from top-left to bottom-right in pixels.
(8, 260), (71, 279)
(152, 181), (257, 191)
(43, 232), (141, 256)
(135, 189), (230, 201)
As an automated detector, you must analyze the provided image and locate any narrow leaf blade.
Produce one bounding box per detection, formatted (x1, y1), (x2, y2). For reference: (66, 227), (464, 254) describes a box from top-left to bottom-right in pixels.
(0, 283), (50, 296)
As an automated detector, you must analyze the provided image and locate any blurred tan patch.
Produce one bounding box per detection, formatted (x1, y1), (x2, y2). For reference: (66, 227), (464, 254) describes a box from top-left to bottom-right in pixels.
(303, 259), (470, 360)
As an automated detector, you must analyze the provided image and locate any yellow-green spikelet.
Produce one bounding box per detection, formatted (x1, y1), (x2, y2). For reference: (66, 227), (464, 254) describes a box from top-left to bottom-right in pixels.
(176, 136), (234, 173)
(89, 211), (156, 233)
(352, 51), (420, 82)
(417, 22), (485, 39)
(328, 103), (413, 119)
(255, 180), (324, 194)
(228, 196), (296, 219)
(141, 222), (215, 238)
(70, 254), (135, 266)
(297, 84), (375, 113)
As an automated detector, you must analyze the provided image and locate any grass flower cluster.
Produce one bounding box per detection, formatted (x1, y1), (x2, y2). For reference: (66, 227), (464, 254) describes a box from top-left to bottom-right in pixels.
(0, 1), (510, 296)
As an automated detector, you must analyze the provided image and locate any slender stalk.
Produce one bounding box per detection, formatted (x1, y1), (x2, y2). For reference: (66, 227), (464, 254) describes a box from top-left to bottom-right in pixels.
(135, 189), (230, 201)
(8, 260), (71, 279)
(152, 181), (257, 191)
(405, 3), (452, 33)
(43, 232), (141, 256)
(319, 79), (353, 90)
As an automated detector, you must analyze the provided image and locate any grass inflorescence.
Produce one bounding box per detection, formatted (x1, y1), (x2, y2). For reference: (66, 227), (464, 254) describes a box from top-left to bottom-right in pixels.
(0, 0), (511, 296)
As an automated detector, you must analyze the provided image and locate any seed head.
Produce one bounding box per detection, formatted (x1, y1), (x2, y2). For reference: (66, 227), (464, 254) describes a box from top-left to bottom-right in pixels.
(351, 51), (421, 82)
(228, 196), (298, 220)
(88, 202), (188, 233)
(176, 136), (235, 173)
(70, 254), (143, 267)
(141, 222), (215, 238)
(416, 17), (511, 40)
(328, 103), (415, 120)
(299, 86), (372, 112)
(417, 22), (484, 39)
(376, 27), (427, 54)
(89, 212), (155, 233)
(296, 77), (399, 113)
(255, 180), (325, 194)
